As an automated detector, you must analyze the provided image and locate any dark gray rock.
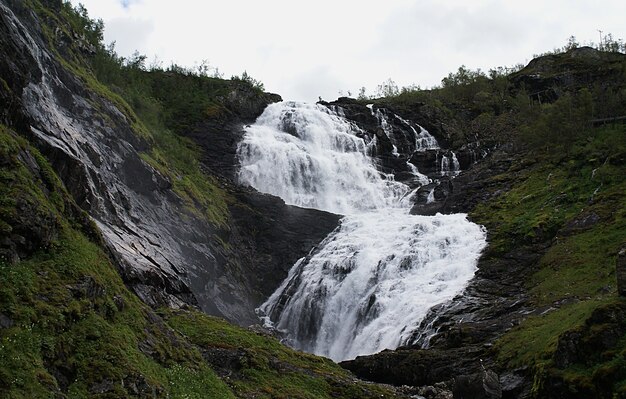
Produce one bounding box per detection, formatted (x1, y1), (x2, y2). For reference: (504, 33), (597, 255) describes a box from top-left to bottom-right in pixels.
(553, 301), (626, 369)
(89, 379), (115, 394)
(0, 313), (14, 328)
(499, 369), (530, 399)
(341, 347), (489, 387)
(67, 276), (105, 300)
(416, 383), (453, 399)
(561, 211), (601, 236)
(453, 370), (501, 399)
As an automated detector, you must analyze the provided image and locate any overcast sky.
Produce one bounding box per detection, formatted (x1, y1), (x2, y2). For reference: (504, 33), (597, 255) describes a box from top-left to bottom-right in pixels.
(71, 0), (626, 102)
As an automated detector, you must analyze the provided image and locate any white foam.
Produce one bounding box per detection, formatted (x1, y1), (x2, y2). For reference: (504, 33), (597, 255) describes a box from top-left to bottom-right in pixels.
(238, 102), (486, 361)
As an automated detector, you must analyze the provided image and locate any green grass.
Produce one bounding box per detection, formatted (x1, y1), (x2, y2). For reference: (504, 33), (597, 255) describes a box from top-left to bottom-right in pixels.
(468, 125), (626, 396)
(165, 364), (235, 399)
(164, 310), (400, 399)
(495, 298), (612, 368)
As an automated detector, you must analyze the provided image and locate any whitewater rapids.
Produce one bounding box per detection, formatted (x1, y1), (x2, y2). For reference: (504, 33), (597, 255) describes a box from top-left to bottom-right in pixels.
(237, 101), (486, 361)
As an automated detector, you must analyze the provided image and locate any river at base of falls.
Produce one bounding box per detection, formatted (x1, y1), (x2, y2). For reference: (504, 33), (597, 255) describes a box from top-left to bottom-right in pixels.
(237, 101), (487, 361)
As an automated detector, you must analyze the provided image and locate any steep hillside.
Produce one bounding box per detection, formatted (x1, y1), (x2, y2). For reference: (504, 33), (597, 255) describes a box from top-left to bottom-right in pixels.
(0, 0), (405, 397)
(0, 0), (341, 325)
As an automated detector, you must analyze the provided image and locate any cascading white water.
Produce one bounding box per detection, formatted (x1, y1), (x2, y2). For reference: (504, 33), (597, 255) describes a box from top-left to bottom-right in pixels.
(238, 102), (406, 214)
(238, 101), (487, 361)
(394, 114), (439, 151)
(440, 151), (461, 177)
(367, 104), (400, 157)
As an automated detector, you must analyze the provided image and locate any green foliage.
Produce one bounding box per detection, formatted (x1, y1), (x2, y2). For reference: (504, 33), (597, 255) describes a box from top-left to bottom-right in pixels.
(441, 65), (488, 89)
(231, 70), (265, 92)
(165, 364), (235, 399)
(55, 1), (104, 50)
(519, 89), (594, 153)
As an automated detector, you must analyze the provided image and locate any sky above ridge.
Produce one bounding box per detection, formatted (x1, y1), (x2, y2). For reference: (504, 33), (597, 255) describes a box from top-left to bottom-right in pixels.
(71, 0), (626, 102)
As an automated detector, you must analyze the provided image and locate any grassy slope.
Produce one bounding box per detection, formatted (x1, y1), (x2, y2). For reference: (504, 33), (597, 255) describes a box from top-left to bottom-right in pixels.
(471, 126), (626, 396)
(0, 125), (233, 398)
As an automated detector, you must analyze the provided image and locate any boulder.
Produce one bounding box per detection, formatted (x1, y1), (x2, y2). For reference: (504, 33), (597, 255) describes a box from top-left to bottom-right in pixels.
(453, 369), (502, 399)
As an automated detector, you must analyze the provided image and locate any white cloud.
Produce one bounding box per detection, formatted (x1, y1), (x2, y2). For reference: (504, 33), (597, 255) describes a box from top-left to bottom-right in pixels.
(72, 0), (626, 102)
(105, 17), (153, 56)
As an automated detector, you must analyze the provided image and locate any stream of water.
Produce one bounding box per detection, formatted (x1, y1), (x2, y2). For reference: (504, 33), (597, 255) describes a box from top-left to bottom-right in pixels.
(237, 101), (486, 361)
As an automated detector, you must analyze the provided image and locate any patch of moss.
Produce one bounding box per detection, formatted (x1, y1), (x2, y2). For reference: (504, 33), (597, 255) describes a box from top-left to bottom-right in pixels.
(165, 364), (235, 399)
(495, 299), (611, 368)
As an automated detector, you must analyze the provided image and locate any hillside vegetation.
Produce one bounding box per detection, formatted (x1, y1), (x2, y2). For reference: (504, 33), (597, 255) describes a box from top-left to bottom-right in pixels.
(369, 39), (626, 397)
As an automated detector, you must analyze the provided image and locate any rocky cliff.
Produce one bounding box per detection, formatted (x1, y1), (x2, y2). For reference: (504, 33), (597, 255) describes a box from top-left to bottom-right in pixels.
(0, 0), (340, 326)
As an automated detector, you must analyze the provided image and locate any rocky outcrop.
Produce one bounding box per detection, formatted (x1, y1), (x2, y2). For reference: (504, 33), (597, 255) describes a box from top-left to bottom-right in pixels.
(510, 47), (626, 103)
(182, 84), (282, 181)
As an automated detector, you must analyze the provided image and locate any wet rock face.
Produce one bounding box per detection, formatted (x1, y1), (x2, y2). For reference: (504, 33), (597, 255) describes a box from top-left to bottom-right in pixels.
(0, 0), (205, 310)
(0, 1), (338, 325)
(226, 188), (341, 300)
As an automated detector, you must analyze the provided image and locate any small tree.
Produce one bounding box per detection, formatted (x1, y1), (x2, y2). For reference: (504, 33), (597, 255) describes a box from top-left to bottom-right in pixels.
(232, 71), (265, 91)
(376, 78), (399, 98)
(357, 87), (369, 100)
(564, 35), (579, 51)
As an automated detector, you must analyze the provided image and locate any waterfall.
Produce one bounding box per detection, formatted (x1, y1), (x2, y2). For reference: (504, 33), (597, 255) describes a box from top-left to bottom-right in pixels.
(367, 104), (400, 157)
(238, 102), (406, 214)
(440, 151), (460, 177)
(238, 102), (486, 361)
(393, 114), (439, 151)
